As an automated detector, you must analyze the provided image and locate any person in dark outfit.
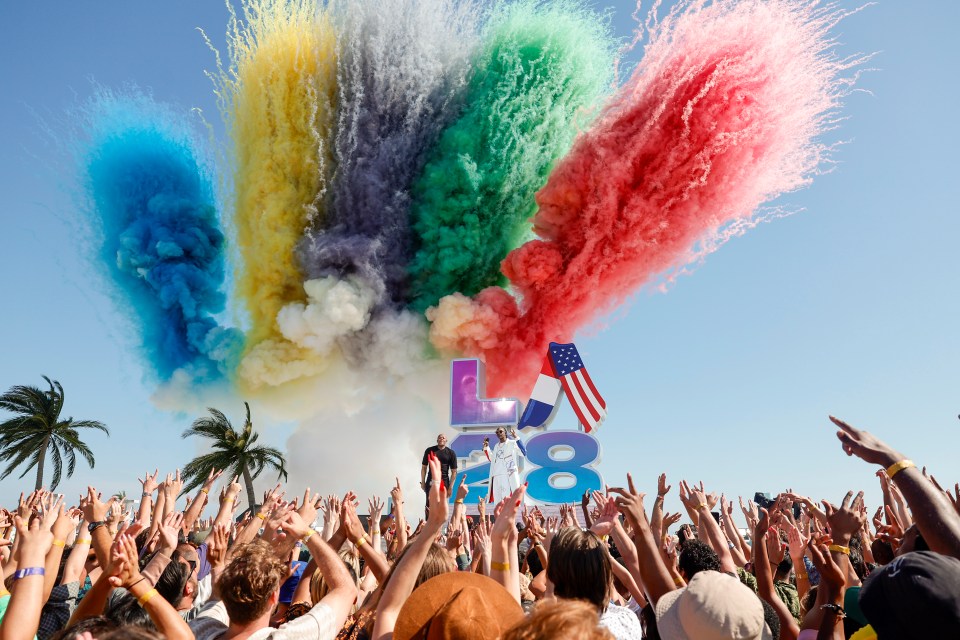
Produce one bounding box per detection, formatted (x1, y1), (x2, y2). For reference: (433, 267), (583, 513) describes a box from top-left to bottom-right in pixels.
(420, 434), (458, 518)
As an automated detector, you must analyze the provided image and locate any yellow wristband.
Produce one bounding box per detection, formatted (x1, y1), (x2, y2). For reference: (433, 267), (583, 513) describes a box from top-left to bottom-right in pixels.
(137, 588), (158, 607)
(828, 544), (851, 555)
(886, 459), (915, 479)
(491, 561), (509, 572)
(77, 539), (92, 546)
(302, 529), (315, 542)
(674, 577), (685, 586)
(454, 499), (464, 504)
(256, 512), (267, 520)
(371, 529), (381, 535)
(52, 539), (66, 548)
(200, 488), (209, 495)
(355, 535), (366, 547)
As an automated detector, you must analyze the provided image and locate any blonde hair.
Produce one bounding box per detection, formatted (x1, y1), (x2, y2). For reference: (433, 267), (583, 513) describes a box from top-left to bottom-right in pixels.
(217, 540), (288, 624)
(503, 600), (615, 640)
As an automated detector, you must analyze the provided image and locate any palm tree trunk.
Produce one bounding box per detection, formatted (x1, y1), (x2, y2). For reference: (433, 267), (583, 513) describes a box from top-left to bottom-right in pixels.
(242, 465), (258, 515)
(35, 435), (50, 490)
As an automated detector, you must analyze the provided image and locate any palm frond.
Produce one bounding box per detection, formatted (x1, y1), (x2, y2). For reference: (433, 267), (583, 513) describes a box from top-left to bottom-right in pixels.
(49, 440), (63, 489)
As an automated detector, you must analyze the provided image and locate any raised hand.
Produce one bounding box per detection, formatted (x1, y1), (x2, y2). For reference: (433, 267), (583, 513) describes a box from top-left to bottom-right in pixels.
(822, 490), (866, 544)
(739, 496), (759, 529)
(157, 512), (184, 552)
(445, 529), (463, 552)
(543, 516), (561, 552)
(368, 496), (385, 526)
(140, 469), (160, 495)
(204, 468), (224, 489)
(80, 487), (113, 524)
(206, 523), (230, 571)
(830, 415), (904, 467)
(297, 487), (322, 525)
(787, 523), (808, 562)
(456, 477), (469, 502)
(610, 474), (648, 530)
(167, 469), (183, 497)
(342, 498), (366, 544)
(590, 491), (619, 537)
(425, 452), (448, 528)
(658, 473), (672, 497)
(390, 478), (404, 510)
(662, 511), (682, 532)
(107, 533), (144, 589)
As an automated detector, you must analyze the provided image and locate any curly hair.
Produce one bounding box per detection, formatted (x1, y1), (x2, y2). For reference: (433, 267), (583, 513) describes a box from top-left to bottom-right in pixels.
(217, 539), (288, 624)
(677, 539), (720, 578)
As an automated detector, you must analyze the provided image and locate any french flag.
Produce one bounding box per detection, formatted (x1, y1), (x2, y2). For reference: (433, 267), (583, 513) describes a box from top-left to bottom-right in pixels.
(517, 356), (563, 429)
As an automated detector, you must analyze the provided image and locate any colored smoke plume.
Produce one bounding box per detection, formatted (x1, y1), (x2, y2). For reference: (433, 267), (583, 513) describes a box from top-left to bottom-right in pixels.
(405, 0), (617, 313)
(429, 0), (867, 395)
(206, 0), (338, 388)
(298, 0), (481, 308)
(77, 89), (242, 384)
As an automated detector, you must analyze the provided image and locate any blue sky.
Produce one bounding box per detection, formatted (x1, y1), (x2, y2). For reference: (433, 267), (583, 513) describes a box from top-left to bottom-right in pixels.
(0, 1), (957, 518)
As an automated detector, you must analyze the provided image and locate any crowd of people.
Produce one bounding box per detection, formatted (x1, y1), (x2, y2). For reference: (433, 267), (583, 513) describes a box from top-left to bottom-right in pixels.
(0, 416), (958, 639)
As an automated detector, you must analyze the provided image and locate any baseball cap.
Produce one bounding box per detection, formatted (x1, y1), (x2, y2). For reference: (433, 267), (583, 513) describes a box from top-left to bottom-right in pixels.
(859, 551), (960, 638)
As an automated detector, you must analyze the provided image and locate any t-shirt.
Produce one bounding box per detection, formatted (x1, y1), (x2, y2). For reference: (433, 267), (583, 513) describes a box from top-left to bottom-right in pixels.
(600, 603), (644, 640)
(421, 446), (457, 486)
(190, 599), (338, 640)
(280, 561), (308, 604)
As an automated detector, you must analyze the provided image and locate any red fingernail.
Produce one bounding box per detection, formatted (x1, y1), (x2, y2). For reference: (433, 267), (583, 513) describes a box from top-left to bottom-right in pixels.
(516, 500), (522, 507)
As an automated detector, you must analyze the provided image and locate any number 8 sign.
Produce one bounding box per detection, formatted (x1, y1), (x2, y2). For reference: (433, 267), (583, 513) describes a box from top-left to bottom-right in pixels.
(447, 359), (603, 505)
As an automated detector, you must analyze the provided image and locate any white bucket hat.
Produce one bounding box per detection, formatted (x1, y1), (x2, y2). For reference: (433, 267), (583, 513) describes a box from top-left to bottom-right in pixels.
(655, 571), (774, 640)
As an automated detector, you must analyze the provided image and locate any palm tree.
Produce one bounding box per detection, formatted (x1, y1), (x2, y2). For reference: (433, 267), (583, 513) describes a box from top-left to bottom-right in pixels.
(0, 376), (109, 490)
(181, 402), (287, 511)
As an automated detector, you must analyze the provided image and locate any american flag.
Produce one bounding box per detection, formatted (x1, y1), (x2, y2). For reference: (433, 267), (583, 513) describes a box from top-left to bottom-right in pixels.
(548, 342), (606, 432)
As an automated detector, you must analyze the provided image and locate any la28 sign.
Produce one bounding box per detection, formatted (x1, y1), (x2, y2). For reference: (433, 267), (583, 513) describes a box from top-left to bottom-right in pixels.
(447, 359), (603, 504)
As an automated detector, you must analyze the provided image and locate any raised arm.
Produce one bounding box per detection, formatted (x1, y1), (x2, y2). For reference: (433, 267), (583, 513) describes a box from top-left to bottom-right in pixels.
(283, 511), (358, 631)
(373, 454), (448, 640)
(752, 509), (800, 639)
(491, 485), (526, 604)
(831, 415), (960, 558)
(138, 469), (159, 527)
(111, 533), (192, 640)
(0, 514), (54, 640)
(342, 498), (389, 582)
(611, 474), (676, 606)
(681, 481), (736, 574)
(182, 468), (222, 533)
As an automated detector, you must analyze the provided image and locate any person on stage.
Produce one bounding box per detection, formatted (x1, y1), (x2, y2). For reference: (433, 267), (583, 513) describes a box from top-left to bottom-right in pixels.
(420, 433), (457, 518)
(483, 426), (527, 504)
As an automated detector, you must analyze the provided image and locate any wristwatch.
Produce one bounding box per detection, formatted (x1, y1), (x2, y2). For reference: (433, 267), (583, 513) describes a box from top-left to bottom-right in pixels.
(88, 520), (106, 533)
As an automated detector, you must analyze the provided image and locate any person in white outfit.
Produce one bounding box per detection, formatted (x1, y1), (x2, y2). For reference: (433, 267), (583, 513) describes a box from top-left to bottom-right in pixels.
(484, 426), (526, 504)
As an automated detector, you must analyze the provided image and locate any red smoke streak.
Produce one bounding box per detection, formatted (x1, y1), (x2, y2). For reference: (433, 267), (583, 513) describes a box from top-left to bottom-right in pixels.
(429, 0), (864, 396)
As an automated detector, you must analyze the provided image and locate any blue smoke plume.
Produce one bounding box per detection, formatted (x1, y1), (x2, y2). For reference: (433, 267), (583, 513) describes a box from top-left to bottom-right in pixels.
(79, 90), (242, 383)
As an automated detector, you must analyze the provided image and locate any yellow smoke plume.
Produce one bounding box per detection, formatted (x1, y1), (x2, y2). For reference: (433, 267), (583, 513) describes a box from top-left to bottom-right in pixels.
(209, 0), (338, 390)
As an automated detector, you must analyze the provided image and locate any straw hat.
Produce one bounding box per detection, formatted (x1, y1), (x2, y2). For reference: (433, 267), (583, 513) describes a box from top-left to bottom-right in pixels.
(394, 572), (524, 640)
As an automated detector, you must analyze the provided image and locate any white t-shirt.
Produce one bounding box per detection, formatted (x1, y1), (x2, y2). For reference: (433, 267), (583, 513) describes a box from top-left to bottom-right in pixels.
(600, 603), (644, 640)
(189, 600), (339, 640)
